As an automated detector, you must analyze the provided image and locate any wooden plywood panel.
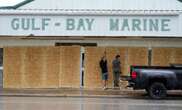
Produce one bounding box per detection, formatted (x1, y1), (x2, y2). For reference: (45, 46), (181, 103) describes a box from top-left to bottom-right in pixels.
(125, 48), (148, 74)
(173, 48), (182, 64)
(127, 47), (148, 65)
(152, 48), (173, 66)
(152, 48), (182, 66)
(24, 46), (60, 88)
(119, 48), (129, 76)
(23, 46), (60, 88)
(4, 46), (149, 89)
(59, 46), (81, 88)
(42, 47), (60, 88)
(4, 46), (81, 89)
(23, 47), (45, 88)
(120, 47), (148, 87)
(84, 47), (106, 88)
(3, 47), (25, 88)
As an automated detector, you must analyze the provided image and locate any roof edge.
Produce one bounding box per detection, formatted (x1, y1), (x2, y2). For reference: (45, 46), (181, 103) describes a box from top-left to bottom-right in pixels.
(0, 0), (34, 9)
(0, 9), (180, 16)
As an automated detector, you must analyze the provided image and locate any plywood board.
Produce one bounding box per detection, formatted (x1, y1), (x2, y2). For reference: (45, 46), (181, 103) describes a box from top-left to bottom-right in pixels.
(125, 47), (148, 75)
(59, 46), (81, 88)
(3, 47), (25, 88)
(119, 48), (129, 76)
(23, 46), (61, 88)
(4, 46), (81, 89)
(23, 47), (45, 88)
(152, 48), (172, 66)
(4, 46), (61, 88)
(84, 47), (106, 88)
(152, 48), (182, 66)
(173, 48), (182, 64)
(127, 47), (148, 65)
(3, 46), (150, 89)
(43, 47), (60, 88)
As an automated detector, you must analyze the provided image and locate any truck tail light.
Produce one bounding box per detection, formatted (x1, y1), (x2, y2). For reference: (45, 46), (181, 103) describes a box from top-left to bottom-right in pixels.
(131, 71), (137, 79)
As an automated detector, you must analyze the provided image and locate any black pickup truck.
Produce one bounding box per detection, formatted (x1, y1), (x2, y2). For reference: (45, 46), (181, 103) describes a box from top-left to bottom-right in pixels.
(127, 64), (182, 99)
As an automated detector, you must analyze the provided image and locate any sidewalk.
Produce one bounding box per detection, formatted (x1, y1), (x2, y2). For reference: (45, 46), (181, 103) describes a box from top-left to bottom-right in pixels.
(0, 88), (181, 98)
(0, 88), (145, 98)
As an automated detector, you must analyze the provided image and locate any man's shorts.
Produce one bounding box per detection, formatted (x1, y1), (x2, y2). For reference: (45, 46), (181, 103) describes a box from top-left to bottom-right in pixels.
(102, 72), (108, 80)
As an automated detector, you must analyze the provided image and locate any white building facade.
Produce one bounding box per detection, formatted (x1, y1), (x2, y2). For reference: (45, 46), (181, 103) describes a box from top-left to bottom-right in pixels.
(0, 0), (182, 89)
(0, 0), (181, 47)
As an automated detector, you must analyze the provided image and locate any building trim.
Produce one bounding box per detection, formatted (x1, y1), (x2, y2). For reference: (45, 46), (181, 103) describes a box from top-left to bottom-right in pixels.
(0, 9), (181, 15)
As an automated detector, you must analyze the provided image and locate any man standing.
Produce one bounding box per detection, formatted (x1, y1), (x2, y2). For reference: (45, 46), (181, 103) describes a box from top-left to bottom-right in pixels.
(99, 55), (108, 90)
(112, 55), (121, 88)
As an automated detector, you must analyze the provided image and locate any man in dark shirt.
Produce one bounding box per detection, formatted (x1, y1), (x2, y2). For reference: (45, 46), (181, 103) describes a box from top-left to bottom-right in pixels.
(99, 56), (108, 90)
(112, 55), (121, 88)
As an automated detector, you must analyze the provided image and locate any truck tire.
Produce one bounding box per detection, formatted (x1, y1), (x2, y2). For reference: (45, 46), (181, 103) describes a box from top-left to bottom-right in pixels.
(148, 82), (167, 99)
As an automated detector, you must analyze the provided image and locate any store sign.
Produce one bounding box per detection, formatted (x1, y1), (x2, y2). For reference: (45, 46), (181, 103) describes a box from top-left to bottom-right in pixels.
(11, 18), (171, 32)
(0, 15), (180, 37)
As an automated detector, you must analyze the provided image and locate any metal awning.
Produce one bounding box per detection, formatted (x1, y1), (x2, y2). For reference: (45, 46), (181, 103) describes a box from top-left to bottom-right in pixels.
(0, 0), (182, 15)
(0, 9), (181, 15)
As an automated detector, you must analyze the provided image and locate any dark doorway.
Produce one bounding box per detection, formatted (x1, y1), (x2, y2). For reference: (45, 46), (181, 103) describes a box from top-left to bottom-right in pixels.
(55, 42), (97, 47)
(81, 53), (85, 87)
(148, 48), (152, 66)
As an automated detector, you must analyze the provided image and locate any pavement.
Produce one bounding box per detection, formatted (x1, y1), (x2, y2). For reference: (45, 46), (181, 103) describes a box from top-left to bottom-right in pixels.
(0, 88), (145, 98)
(0, 87), (182, 99)
(1, 87), (182, 110)
(2, 97), (182, 110)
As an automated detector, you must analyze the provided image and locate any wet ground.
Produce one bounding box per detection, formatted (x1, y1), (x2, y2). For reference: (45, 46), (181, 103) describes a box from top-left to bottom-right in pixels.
(1, 96), (182, 110)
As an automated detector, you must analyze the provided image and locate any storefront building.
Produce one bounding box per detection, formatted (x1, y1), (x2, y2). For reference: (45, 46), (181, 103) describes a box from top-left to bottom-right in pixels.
(0, 0), (182, 89)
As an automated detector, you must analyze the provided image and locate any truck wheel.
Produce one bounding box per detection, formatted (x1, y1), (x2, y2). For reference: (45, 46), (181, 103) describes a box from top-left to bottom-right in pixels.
(148, 82), (167, 99)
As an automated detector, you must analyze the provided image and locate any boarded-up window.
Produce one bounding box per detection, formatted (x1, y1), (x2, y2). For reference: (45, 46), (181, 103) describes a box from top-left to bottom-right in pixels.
(3, 46), (81, 88)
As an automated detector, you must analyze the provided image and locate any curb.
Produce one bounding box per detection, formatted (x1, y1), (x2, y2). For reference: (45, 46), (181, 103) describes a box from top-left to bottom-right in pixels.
(1, 89), (181, 98)
(0, 93), (135, 98)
